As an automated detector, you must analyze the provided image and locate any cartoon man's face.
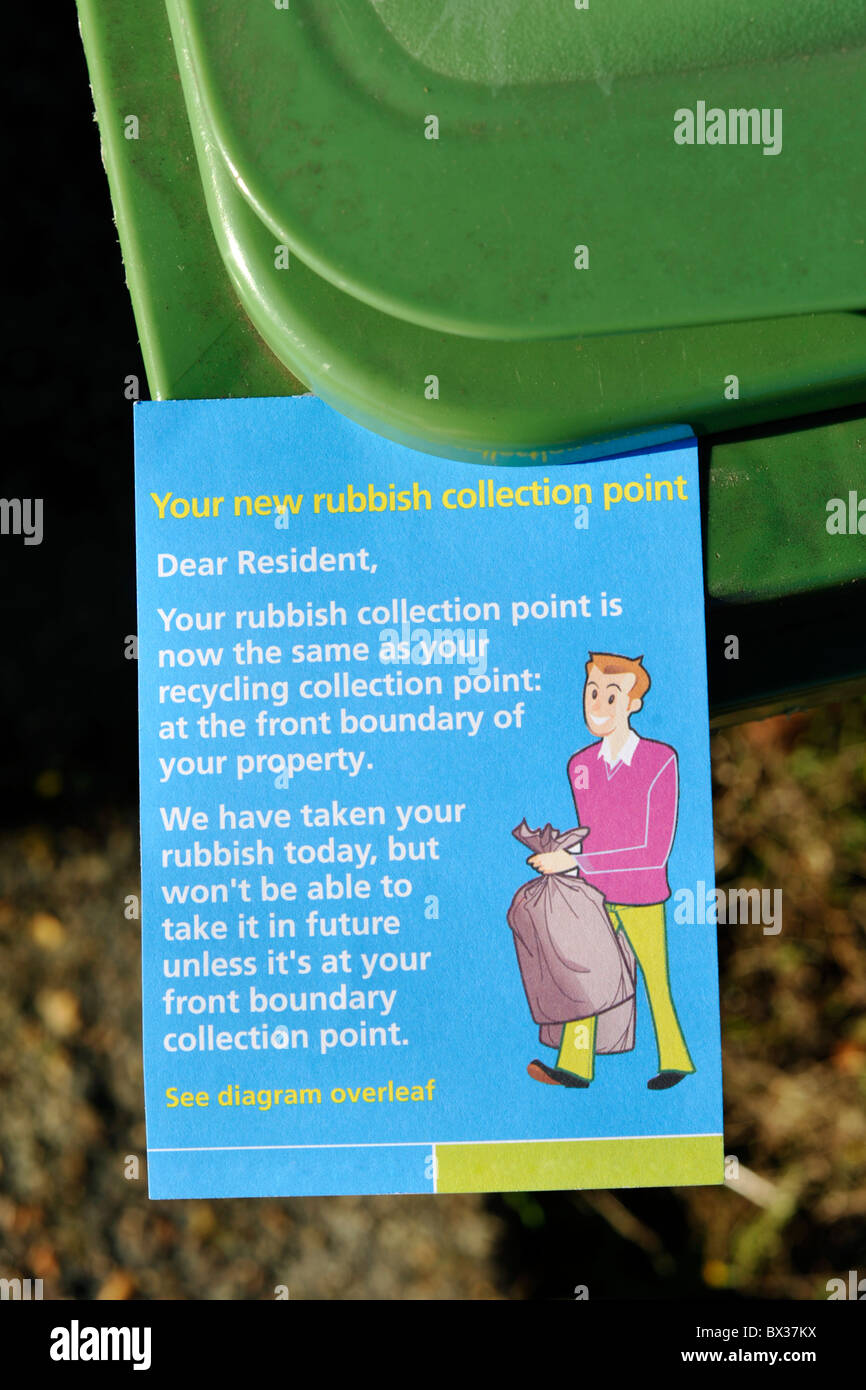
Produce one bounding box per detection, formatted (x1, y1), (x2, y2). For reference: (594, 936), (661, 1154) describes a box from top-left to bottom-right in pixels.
(583, 663), (642, 738)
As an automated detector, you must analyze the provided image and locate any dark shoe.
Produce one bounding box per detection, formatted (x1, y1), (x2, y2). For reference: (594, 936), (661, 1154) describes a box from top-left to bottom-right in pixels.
(647, 1070), (688, 1090)
(527, 1059), (591, 1088)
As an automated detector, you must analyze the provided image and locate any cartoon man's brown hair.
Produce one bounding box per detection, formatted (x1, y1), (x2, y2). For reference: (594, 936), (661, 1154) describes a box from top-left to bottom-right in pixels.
(585, 652), (651, 703)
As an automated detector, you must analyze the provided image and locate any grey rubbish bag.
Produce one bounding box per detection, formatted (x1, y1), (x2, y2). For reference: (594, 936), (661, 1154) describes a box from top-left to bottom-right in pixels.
(507, 820), (637, 1054)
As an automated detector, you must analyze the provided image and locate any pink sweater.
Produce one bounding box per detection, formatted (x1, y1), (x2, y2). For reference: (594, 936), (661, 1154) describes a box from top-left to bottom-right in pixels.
(567, 736), (678, 906)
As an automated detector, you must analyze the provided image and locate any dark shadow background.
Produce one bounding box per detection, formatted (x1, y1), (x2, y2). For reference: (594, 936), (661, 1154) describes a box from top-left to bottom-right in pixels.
(0, 9), (863, 1301)
(1, 13), (143, 825)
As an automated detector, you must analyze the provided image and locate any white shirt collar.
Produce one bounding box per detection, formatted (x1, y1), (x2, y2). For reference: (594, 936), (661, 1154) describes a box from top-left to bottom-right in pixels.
(598, 729), (640, 768)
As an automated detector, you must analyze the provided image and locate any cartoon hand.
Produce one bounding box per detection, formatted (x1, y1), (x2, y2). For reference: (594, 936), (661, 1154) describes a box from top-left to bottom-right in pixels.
(528, 849), (579, 875)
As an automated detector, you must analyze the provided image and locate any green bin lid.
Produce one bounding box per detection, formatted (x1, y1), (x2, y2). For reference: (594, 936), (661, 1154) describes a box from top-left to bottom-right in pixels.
(174, 28), (866, 465)
(168, 0), (866, 341)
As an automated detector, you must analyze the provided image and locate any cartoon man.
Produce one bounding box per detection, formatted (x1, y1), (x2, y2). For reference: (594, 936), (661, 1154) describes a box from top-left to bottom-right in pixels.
(526, 651), (694, 1090)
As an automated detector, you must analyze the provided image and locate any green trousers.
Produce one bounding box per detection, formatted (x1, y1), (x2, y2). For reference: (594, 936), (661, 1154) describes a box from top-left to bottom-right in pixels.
(556, 902), (694, 1081)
